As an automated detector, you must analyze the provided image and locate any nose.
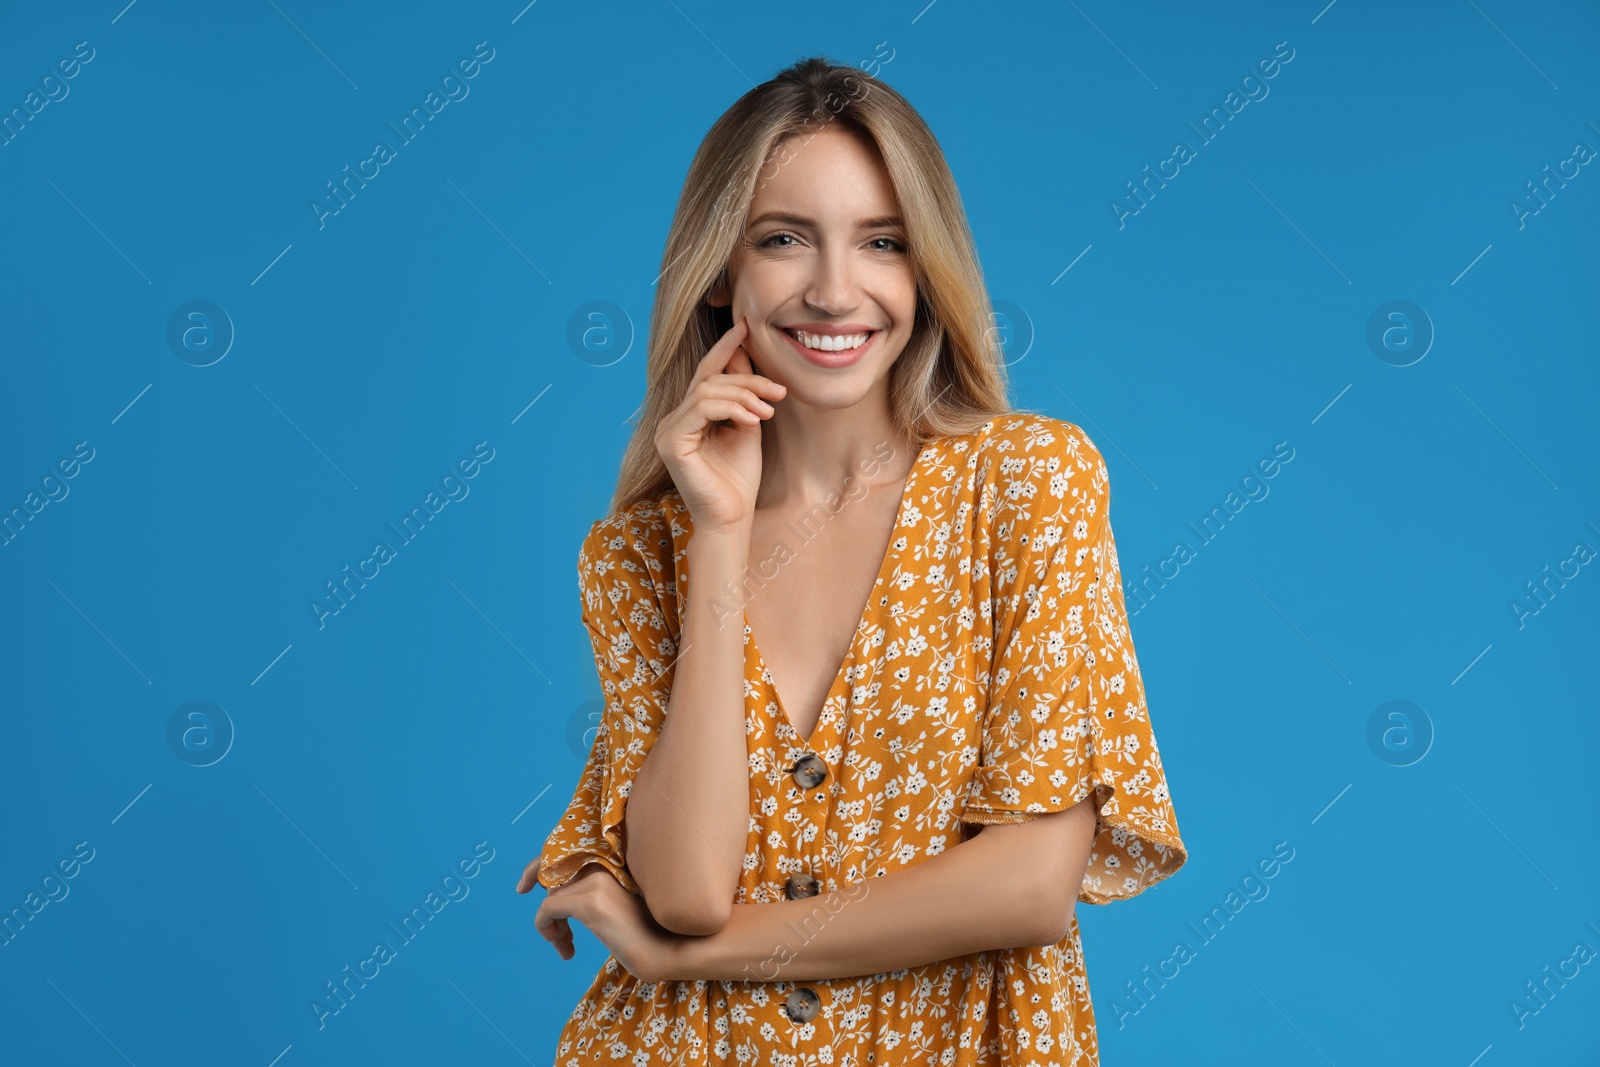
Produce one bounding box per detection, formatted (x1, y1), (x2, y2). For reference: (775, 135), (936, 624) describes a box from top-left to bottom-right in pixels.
(803, 244), (861, 317)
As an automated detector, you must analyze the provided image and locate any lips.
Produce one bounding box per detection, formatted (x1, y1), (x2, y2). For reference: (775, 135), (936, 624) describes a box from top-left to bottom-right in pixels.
(777, 326), (879, 368)
(783, 327), (873, 350)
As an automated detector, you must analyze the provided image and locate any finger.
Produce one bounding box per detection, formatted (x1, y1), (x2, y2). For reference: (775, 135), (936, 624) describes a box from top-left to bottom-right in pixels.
(689, 316), (750, 386)
(534, 895), (569, 941)
(727, 331), (781, 385)
(534, 900), (578, 961)
(555, 921), (574, 960)
(692, 398), (764, 427)
(701, 371), (786, 399)
(542, 914), (572, 948)
(661, 397), (762, 443)
(696, 381), (776, 417)
(515, 856), (541, 894)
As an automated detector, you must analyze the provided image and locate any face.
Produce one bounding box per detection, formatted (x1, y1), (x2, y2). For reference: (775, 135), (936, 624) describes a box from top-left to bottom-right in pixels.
(709, 125), (917, 408)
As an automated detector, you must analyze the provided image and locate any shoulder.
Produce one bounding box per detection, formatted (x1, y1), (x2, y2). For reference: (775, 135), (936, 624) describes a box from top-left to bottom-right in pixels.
(578, 490), (685, 604)
(972, 411), (1106, 473)
(969, 411), (1110, 526)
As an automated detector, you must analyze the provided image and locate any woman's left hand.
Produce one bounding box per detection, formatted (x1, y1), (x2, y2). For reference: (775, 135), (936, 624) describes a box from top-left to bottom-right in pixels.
(520, 856), (682, 983)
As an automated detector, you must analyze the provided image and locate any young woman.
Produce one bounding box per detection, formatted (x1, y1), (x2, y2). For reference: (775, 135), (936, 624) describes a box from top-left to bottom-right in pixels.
(515, 56), (1188, 1066)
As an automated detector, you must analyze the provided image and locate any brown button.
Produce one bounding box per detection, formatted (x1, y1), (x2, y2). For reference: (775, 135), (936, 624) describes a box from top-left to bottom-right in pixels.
(784, 873), (821, 900)
(785, 986), (821, 1023)
(789, 753), (827, 789)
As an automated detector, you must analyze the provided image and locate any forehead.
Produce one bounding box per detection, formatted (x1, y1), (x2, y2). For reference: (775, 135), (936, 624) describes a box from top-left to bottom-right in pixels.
(747, 125), (900, 224)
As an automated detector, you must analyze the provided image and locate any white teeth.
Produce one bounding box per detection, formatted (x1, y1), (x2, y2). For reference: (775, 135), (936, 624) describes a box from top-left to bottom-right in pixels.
(793, 330), (870, 352)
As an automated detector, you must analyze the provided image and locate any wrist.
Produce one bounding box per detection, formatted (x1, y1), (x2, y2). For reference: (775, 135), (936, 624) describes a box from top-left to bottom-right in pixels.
(655, 929), (700, 983)
(689, 523), (752, 548)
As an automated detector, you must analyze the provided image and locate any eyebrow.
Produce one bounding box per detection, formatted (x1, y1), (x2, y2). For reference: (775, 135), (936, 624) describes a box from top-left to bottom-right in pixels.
(746, 211), (904, 231)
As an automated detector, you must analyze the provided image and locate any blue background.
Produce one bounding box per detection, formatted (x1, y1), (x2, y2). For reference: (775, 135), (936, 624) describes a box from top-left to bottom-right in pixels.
(3, 1), (1597, 1063)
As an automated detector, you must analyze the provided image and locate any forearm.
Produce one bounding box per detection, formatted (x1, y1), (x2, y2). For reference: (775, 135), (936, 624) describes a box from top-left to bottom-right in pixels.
(625, 526), (752, 932)
(658, 826), (1052, 982)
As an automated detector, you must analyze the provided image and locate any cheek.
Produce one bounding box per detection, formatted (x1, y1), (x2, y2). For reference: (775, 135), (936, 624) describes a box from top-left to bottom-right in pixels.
(729, 278), (772, 322)
(881, 271), (918, 326)
(739, 268), (792, 310)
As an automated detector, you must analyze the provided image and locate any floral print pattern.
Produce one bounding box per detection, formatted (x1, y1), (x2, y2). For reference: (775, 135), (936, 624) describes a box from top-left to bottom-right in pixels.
(538, 414), (1188, 1065)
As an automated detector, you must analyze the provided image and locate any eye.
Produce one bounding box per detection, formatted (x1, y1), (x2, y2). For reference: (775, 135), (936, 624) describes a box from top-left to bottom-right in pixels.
(758, 231), (801, 248)
(869, 236), (907, 253)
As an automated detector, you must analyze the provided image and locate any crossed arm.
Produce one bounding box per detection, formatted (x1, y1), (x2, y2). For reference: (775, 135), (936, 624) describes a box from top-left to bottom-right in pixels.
(654, 793), (1099, 983)
(585, 527), (1100, 981)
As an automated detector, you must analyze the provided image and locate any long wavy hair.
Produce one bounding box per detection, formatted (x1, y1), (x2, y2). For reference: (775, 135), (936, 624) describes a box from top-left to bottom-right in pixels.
(608, 55), (1014, 514)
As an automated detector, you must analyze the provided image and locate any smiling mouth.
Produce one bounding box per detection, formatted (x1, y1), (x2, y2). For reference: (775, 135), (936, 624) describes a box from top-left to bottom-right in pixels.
(780, 328), (879, 354)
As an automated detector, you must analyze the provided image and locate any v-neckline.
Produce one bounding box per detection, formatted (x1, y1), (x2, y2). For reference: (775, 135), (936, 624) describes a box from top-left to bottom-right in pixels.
(746, 438), (930, 748)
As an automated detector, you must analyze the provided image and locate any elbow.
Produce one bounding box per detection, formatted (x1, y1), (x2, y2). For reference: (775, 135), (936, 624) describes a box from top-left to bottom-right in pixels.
(627, 845), (736, 936)
(648, 893), (733, 937)
(1027, 900), (1076, 948)
(1017, 866), (1077, 948)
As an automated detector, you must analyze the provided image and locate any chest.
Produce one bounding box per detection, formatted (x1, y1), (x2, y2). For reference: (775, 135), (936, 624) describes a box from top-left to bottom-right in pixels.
(742, 490), (906, 742)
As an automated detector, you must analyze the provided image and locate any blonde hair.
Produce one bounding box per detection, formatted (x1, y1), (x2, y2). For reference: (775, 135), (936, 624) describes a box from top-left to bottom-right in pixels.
(608, 55), (1014, 514)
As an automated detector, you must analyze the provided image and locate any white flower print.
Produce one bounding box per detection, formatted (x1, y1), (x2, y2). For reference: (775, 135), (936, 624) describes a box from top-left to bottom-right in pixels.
(538, 414), (1187, 1067)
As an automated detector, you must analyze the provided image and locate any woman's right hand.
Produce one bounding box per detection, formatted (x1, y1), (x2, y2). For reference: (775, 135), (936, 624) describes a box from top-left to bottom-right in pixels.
(654, 316), (787, 533)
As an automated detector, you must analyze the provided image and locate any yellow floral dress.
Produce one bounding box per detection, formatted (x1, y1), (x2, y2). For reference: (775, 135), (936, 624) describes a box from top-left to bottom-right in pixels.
(538, 413), (1188, 1066)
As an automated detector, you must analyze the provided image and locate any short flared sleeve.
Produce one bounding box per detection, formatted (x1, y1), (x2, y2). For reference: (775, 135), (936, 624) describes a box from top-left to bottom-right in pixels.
(537, 510), (678, 895)
(961, 420), (1188, 905)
